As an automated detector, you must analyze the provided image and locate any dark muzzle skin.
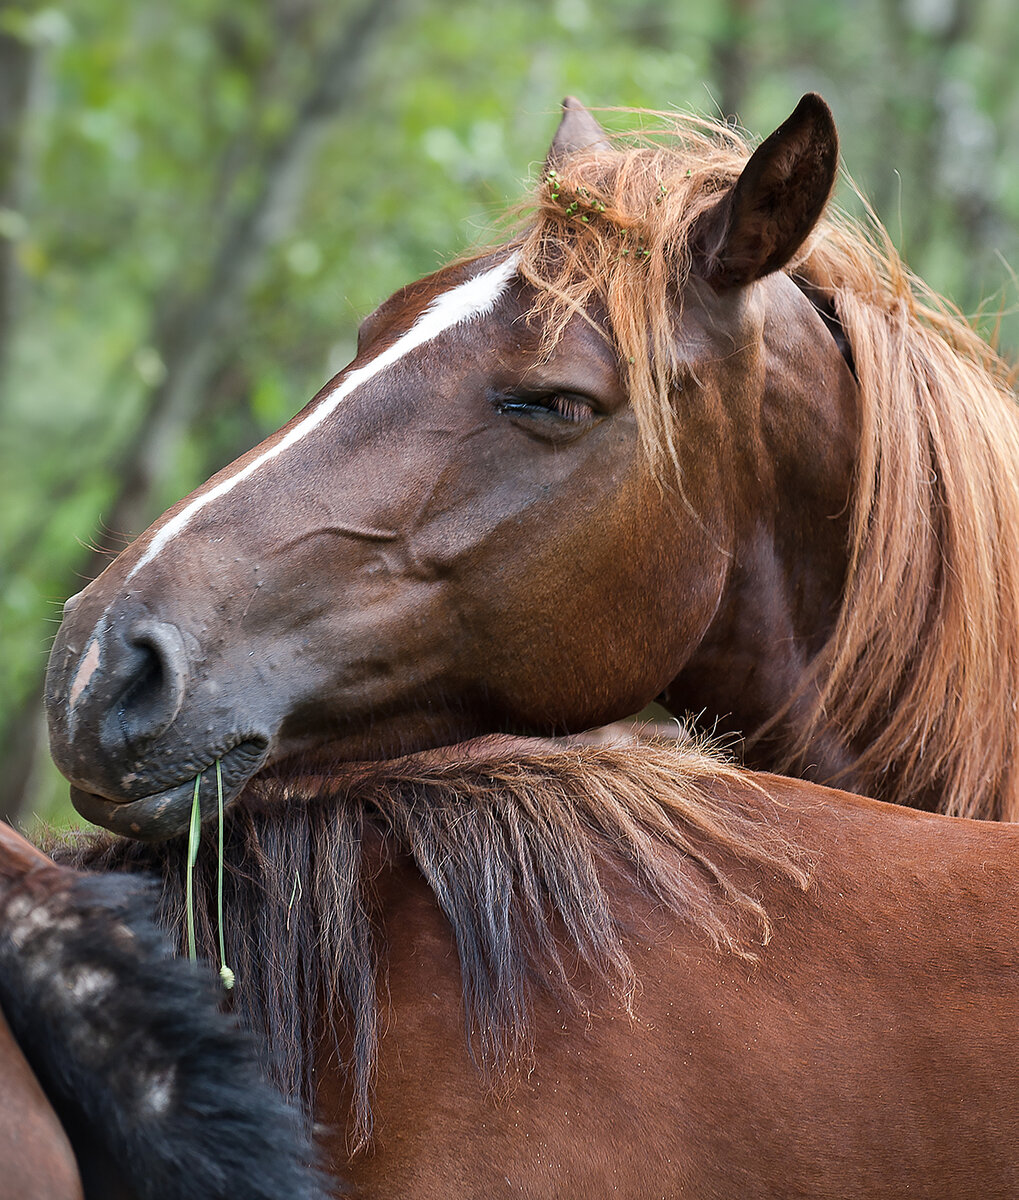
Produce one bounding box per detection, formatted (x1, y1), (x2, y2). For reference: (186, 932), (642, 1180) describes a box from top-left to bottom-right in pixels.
(46, 588), (273, 839)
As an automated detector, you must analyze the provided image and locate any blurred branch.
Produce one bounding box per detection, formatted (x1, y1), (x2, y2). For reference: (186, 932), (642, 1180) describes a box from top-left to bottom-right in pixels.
(3, 0), (403, 584)
(711, 0), (756, 124)
(96, 0), (404, 556)
(875, 0), (984, 256)
(0, 23), (37, 396)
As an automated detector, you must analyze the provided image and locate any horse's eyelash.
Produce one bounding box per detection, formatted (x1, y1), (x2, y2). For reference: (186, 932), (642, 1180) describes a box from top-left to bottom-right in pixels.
(497, 392), (593, 422)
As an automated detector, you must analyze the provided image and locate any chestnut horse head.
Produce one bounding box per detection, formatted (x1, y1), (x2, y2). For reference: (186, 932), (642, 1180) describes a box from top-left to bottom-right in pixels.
(46, 93), (1019, 837)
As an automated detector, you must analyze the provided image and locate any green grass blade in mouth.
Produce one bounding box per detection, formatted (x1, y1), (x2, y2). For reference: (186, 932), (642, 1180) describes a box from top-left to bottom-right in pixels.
(186, 773), (202, 962)
(216, 758), (235, 990)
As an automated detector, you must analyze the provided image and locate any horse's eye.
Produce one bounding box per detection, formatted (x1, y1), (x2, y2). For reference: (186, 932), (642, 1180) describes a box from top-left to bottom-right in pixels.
(540, 393), (594, 423)
(497, 392), (595, 424)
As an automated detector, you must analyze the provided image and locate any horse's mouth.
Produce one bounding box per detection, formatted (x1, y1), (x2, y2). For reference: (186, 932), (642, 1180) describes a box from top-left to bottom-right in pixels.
(70, 738), (270, 841)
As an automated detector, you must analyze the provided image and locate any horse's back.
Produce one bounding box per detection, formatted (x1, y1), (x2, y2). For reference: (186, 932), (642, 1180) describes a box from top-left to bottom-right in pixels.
(0, 1006), (82, 1200)
(329, 776), (1019, 1199)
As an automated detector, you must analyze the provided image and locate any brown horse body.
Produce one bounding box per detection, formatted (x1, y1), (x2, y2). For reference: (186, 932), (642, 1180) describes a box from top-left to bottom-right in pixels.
(345, 781), (1019, 1199)
(0, 1009), (83, 1200)
(57, 739), (1019, 1199)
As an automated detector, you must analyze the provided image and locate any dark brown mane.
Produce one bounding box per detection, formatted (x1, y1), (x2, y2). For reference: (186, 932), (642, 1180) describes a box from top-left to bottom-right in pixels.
(48, 738), (806, 1149)
(480, 110), (1019, 820)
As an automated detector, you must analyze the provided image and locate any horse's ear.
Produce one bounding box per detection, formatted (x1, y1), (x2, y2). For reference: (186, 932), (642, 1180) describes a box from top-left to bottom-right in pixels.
(692, 93), (838, 289)
(546, 96), (611, 169)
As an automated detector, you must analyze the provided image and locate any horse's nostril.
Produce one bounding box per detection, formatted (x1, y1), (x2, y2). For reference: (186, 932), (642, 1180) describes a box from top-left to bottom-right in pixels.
(115, 619), (188, 748)
(123, 638), (164, 704)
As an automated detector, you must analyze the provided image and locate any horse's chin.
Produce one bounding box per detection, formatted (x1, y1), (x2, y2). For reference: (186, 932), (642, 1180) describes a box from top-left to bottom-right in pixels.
(70, 738), (269, 842)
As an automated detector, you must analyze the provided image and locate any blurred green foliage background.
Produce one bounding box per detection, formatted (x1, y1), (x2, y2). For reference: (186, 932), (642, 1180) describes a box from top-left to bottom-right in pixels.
(3, 0), (1019, 829)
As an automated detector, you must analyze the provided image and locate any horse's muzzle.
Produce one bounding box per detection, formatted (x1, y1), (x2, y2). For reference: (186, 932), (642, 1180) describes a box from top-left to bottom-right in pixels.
(68, 737), (270, 841)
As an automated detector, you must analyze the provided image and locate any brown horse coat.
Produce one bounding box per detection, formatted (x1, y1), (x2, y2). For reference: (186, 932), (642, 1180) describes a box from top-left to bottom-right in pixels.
(56, 741), (1019, 1199)
(0, 1010), (82, 1200)
(0, 999), (82, 1200)
(327, 775), (1019, 1198)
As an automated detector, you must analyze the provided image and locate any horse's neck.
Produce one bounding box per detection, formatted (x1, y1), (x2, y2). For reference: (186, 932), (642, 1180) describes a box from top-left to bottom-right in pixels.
(664, 275), (860, 782)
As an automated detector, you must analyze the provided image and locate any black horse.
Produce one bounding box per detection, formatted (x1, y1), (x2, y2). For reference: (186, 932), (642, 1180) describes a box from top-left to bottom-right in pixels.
(0, 821), (327, 1200)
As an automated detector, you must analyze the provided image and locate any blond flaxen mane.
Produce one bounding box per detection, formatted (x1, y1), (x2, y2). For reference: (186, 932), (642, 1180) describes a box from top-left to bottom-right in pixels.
(496, 110), (1019, 821)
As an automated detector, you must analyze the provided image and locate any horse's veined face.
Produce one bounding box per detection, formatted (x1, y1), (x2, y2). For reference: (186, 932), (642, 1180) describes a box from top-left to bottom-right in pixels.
(45, 93), (846, 839)
(44, 251), (748, 839)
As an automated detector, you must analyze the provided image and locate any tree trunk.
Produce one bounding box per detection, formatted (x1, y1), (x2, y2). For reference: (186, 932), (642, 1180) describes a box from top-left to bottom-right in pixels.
(0, 25), (36, 396)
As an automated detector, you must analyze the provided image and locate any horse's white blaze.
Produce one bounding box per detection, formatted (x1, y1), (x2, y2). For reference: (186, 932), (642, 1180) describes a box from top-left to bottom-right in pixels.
(69, 637), (101, 709)
(124, 252), (520, 581)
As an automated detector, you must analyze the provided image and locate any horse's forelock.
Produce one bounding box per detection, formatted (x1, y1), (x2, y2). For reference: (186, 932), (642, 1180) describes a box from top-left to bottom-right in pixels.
(510, 116), (750, 477)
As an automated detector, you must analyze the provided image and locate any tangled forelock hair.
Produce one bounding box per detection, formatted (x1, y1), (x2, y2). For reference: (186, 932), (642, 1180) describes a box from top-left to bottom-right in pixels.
(513, 112), (752, 476)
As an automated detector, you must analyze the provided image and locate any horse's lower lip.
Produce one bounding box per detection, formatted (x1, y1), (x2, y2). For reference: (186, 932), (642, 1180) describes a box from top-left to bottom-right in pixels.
(70, 739), (270, 841)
